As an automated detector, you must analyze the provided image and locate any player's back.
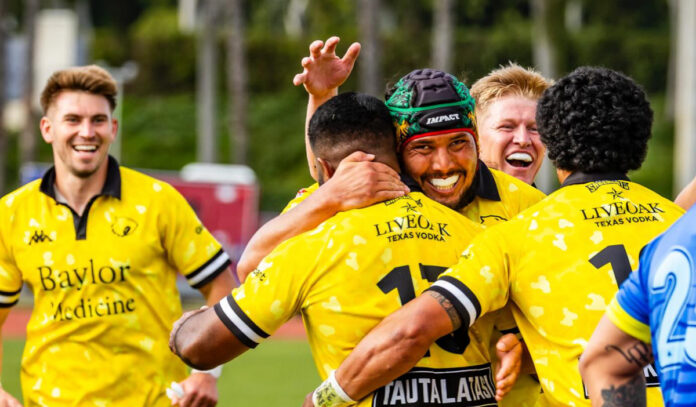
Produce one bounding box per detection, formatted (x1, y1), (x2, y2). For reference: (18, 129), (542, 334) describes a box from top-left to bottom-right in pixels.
(301, 192), (507, 406)
(614, 206), (696, 406)
(500, 176), (684, 405)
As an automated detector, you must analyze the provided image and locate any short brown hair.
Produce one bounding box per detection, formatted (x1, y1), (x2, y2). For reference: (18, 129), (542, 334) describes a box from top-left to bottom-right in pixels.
(470, 62), (552, 115)
(40, 65), (118, 114)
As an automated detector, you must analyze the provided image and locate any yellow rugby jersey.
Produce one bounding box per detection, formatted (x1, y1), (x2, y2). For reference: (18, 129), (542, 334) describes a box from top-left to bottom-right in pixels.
(0, 157), (230, 406)
(460, 164), (546, 228)
(281, 182), (319, 213)
(429, 172), (685, 406)
(215, 192), (508, 406)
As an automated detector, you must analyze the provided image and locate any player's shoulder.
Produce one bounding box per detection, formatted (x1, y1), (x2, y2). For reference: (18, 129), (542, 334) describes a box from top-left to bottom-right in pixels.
(0, 179), (42, 210)
(488, 168), (546, 212)
(118, 166), (182, 199)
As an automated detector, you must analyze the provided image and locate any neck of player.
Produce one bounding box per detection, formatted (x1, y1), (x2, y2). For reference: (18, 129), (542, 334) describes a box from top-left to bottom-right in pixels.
(53, 160), (109, 216)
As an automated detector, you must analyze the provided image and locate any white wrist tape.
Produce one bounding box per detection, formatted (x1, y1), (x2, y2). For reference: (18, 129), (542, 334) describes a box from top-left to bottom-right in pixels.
(191, 365), (222, 379)
(312, 370), (355, 407)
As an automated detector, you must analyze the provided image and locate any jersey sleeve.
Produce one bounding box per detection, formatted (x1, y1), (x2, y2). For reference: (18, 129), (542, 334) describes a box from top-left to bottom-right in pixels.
(280, 183), (318, 214)
(213, 234), (318, 348)
(606, 242), (654, 344)
(427, 226), (511, 336)
(0, 200), (23, 307)
(158, 182), (231, 289)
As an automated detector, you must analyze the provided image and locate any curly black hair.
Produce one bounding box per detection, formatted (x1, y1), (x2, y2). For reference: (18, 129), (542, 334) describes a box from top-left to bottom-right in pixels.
(537, 66), (653, 173)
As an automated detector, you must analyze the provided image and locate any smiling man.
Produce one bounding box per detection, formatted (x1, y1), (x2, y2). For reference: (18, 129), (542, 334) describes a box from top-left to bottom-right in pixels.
(470, 63), (552, 185)
(0, 65), (234, 406)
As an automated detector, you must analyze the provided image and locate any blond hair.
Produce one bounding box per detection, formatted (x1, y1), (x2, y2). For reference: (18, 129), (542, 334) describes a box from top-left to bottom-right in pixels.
(40, 65), (118, 113)
(470, 62), (552, 115)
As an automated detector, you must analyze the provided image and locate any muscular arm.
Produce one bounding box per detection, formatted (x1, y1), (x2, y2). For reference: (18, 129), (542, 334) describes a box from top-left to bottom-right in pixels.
(170, 307), (249, 370)
(675, 175), (696, 210)
(334, 292), (456, 400)
(293, 36), (360, 180)
(236, 152), (408, 281)
(579, 315), (652, 407)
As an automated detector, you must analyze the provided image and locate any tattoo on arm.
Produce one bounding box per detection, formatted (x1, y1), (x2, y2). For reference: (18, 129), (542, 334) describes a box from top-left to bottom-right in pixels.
(605, 340), (653, 367)
(427, 291), (461, 330)
(600, 374), (646, 407)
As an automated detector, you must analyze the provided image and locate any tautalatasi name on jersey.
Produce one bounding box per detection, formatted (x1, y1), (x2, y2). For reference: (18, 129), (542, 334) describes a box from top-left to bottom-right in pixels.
(373, 365), (496, 407)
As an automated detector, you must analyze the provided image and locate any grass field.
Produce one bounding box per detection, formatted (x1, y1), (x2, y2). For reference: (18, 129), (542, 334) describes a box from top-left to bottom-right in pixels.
(2, 338), (320, 406)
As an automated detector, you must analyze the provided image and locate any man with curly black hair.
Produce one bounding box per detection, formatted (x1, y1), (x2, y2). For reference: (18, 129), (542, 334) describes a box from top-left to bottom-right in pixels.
(307, 67), (685, 407)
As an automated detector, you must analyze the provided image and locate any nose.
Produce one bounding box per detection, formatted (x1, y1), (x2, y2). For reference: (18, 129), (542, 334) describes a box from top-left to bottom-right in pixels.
(78, 120), (95, 138)
(512, 125), (531, 147)
(430, 146), (457, 173)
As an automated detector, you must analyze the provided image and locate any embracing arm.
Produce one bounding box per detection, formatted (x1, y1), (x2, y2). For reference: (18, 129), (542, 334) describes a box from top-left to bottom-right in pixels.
(579, 315), (652, 407)
(237, 151), (408, 281)
(170, 306), (249, 371)
(331, 292), (456, 401)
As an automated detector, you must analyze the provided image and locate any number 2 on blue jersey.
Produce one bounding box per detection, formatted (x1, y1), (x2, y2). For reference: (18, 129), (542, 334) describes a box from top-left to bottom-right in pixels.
(650, 248), (696, 369)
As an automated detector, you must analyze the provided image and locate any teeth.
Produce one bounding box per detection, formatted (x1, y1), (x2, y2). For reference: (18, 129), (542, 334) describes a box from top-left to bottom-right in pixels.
(429, 175), (459, 189)
(506, 152), (532, 162)
(74, 145), (97, 152)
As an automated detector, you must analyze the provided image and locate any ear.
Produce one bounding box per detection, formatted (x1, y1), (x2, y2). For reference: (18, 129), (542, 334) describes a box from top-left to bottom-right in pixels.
(111, 118), (119, 140)
(39, 116), (53, 143)
(316, 157), (336, 180)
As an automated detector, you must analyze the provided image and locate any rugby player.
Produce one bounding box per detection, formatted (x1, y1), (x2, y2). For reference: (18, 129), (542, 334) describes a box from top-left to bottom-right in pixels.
(237, 37), (545, 282)
(170, 92), (523, 406)
(470, 63), (551, 186)
(304, 67), (685, 407)
(580, 205), (696, 407)
(0, 65), (234, 406)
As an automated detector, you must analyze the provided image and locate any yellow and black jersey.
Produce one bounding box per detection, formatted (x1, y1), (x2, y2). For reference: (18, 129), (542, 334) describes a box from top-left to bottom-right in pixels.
(429, 172), (684, 406)
(215, 192), (509, 406)
(0, 157), (230, 406)
(281, 183), (319, 213)
(460, 163), (547, 228)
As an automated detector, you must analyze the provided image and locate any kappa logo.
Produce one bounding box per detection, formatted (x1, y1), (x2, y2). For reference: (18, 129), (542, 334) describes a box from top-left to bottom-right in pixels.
(28, 230), (53, 245)
(111, 217), (138, 237)
(425, 113), (460, 125)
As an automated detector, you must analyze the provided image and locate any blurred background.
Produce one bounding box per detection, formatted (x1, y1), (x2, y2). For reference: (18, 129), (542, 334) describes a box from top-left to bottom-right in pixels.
(0, 0), (695, 403)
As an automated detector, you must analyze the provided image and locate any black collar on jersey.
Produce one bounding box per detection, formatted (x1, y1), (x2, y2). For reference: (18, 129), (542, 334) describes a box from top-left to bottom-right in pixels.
(39, 156), (122, 240)
(473, 161), (501, 201)
(39, 155), (122, 200)
(561, 171), (630, 187)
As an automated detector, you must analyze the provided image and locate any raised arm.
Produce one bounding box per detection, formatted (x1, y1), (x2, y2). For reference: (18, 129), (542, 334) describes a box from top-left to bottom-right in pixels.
(293, 36), (361, 180)
(675, 174), (696, 210)
(236, 151), (408, 281)
(579, 315), (651, 407)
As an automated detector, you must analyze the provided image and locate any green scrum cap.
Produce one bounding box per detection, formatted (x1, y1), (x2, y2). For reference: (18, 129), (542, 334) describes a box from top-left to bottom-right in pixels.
(385, 69), (477, 149)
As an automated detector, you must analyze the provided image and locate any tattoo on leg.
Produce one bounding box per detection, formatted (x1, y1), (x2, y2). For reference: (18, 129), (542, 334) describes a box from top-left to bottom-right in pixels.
(427, 291), (461, 330)
(600, 374), (646, 407)
(605, 340), (653, 367)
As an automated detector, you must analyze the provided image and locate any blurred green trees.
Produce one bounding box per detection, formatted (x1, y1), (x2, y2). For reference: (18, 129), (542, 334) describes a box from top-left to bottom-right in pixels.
(2, 0), (674, 209)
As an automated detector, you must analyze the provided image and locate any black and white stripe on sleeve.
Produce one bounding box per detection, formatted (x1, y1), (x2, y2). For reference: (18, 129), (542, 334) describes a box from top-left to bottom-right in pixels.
(214, 294), (270, 348)
(185, 248), (231, 289)
(0, 286), (21, 308)
(427, 276), (482, 329)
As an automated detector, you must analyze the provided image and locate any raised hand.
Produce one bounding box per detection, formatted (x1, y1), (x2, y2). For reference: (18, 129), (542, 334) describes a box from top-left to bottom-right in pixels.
(293, 36), (361, 99)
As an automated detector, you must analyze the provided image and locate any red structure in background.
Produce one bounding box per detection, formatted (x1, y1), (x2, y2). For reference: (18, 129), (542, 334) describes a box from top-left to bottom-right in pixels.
(155, 163), (259, 268)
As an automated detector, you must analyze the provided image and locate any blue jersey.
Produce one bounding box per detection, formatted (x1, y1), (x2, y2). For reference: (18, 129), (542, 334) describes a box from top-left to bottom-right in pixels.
(609, 206), (696, 406)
